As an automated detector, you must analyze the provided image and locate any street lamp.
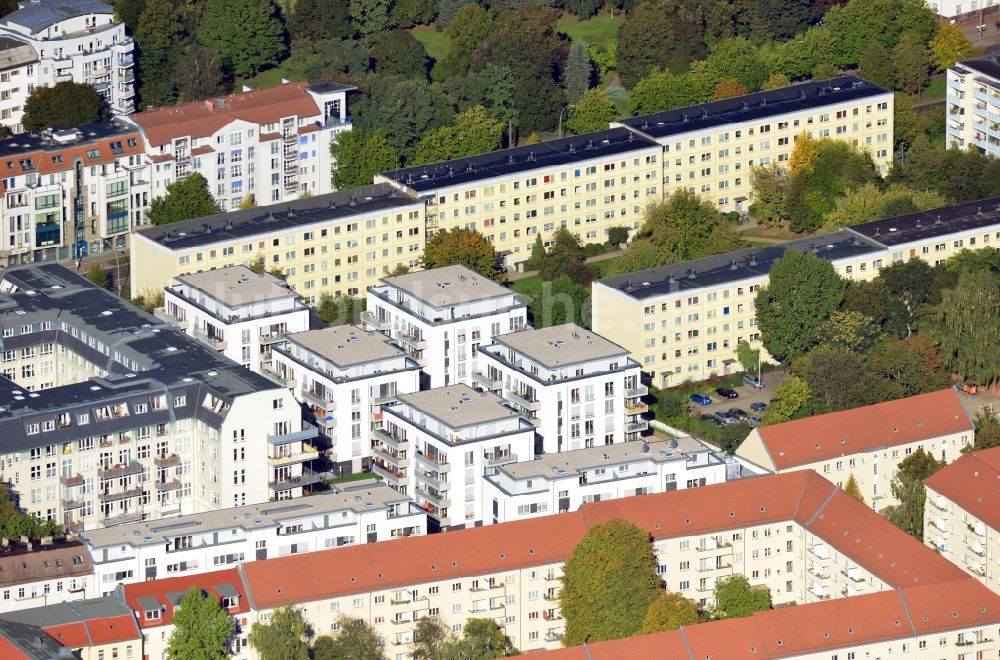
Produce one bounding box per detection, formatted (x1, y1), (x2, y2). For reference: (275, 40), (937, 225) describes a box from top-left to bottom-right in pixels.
(558, 104), (575, 139)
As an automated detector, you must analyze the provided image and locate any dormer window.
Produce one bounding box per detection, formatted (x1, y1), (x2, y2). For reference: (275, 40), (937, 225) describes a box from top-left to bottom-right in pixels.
(221, 596), (238, 609)
(145, 609), (160, 621)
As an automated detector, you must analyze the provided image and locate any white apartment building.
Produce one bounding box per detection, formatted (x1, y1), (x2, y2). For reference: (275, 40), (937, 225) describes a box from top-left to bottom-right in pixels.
(947, 55), (1000, 157)
(0, 36), (36, 133)
(0, 538), (93, 613)
(0, 0), (134, 126)
(156, 265), (309, 372)
(476, 323), (646, 451)
(924, 446), (1000, 593)
(374, 384), (535, 530)
(737, 388), (974, 511)
(126, 81), (353, 211)
(82, 479), (425, 594)
(363, 265), (529, 388)
(0, 120), (149, 267)
(926, 0), (997, 19)
(0, 264), (320, 531)
(482, 436), (730, 525)
(268, 324), (422, 474)
(594, 198), (1000, 387)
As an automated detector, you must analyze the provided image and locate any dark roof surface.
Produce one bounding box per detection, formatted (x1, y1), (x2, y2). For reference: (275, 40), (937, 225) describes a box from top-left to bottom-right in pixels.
(0, 120), (139, 159)
(136, 183), (420, 250)
(618, 76), (890, 140)
(379, 128), (659, 193)
(849, 197), (1000, 246)
(2, 0), (112, 33)
(957, 55), (1000, 80)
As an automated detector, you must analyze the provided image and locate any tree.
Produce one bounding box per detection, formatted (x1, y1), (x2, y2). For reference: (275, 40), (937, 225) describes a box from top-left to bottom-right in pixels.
(736, 340), (760, 373)
(858, 42), (894, 90)
(371, 30), (429, 79)
(883, 448), (945, 539)
(197, 0), (287, 78)
(893, 93), (922, 151)
(289, 0), (352, 41)
(713, 80), (747, 100)
(435, 618), (516, 659)
(479, 64), (519, 146)
(707, 37), (769, 93)
(929, 21), (979, 72)
(967, 414), (1000, 452)
(85, 265), (109, 289)
(784, 139), (880, 233)
(22, 82), (107, 131)
(719, 422), (753, 453)
(821, 184), (947, 233)
(531, 275), (591, 328)
(756, 250), (846, 363)
(316, 293), (365, 326)
(844, 473), (865, 504)
(867, 336), (950, 399)
(814, 310), (882, 353)
(525, 234), (546, 272)
(413, 106), (504, 164)
(411, 617), (448, 660)
(641, 591), (700, 633)
(331, 130), (399, 190)
(175, 43), (228, 103)
(762, 73), (791, 90)
(923, 270), (1000, 385)
(749, 164), (791, 228)
(564, 41), (592, 104)
(560, 518), (661, 645)
(762, 375), (813, 424)
(945, 247), (1000, 276)
(893, 32), (929, 95)
(435, 4), (495, 79)
(607, 226), (630, 246)
(313, 616), (382, 660)
(538, 226), (597, 284)
(564, 0), (604, 18)
(146, 173), (219, 226)
(711, 575), (771, 619)
(877, 257), (938, 336)
(350, 0), (392, 46)
(352, 75), (454, 157)
(248, 606), (310, 660)
(617, 0), (708, 87)
(166, 586), (235, 660)
(421, 227), (505, 282)
(798, 345), (882, 411)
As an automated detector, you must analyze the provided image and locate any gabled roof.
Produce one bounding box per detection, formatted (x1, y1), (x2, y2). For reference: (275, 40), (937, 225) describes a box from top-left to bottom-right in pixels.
(925, 446), (1000, 530)
(749, 388), (972, 470)
(131, 83), (322, 147)
(0, 541), (92, 589)
(0, 597), (140, 648)
(120, 568), (248, 629)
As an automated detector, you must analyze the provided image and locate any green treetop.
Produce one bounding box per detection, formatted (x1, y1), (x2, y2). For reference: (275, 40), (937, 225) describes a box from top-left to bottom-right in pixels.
(165, 586), (235, 660)
(146, 173), (220, 226)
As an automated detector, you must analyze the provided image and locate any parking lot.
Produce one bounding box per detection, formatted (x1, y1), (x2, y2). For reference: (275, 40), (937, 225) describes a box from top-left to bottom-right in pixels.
(688, 370), (786, 421)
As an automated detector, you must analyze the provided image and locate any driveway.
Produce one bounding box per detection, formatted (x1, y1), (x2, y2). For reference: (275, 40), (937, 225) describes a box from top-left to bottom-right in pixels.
(688, 370), (787, 419)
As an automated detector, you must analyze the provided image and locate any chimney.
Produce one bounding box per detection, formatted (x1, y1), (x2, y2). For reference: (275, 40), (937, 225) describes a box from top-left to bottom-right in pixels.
(203, 100), (214, 112)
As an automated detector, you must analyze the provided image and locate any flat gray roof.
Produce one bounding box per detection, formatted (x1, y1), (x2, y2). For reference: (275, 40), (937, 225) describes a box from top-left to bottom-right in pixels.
(80, 480), (405, 549)
(395, 384), (521, 430)
(379, 265), (511, 309)
(176, 265), (296, 307)
(492, 324), (628, 368)
(286, 325), (407, 368)
(499, 436), (712, 481)
(0, 596), (135, 628)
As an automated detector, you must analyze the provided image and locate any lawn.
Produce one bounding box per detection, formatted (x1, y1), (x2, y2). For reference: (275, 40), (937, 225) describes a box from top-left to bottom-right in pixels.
(510, 253), (623, 300)
(326, 471), (380, 486)
(918, 76), (947, 101)
(555, 13), (621, 50)
(410, 25), (451, 62)
(238, 64), (300, 91)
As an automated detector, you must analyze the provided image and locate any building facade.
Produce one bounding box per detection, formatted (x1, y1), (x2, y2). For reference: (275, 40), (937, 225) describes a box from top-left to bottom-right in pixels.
(267, 324), (422, 474)
(475, 324), (646, 450)
(0, 0), (135, 131)
(363, 265), (529, 388)
(157, 265), (310, 372)
(947, 55), (1000, 157)
(736, 388), (974, 511)
(0, 36), (36, 134)
(0, 596), (141, 660)
(0, 538), (93, 613)
(593, 198), (1000, 387)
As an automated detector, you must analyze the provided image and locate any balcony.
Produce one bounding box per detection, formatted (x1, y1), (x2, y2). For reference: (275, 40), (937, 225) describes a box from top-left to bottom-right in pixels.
(301, 388), (336, 414)
(840, 569), (865, 583)
(267, 445), (320, 467)
(267, 423), (319, 446)
(268, 468), (322, 491)
(372, 428), (409, 451)
(418, 471), (450, 491)
(626, 402), (649, 415)
(99, 461), (142, 480)
(415, 451), (450, 473)
(99, 487), (143, 503)
(545, 631), (564, 643)
(360, 312), (390, 331)
(193, 327), (227, 351)
(60, 474), (84, 488)
(626, 420), (649, 433)
(372, 445), (409, 468)
(101, 511), (144, 526)
(473, 371), (502, 391)
(154, 480), (181, 492)
(153, 307), (188, 330)
(508, 391), (540, 412)
(371, 462), (407, 486)
(484, 452), (517, 468)
(153, 454), (181, 468)
(417, 487), (451, 510)
(373, 393), (399, 406)
(62, 498), (85, 511)
(626, 385), (648, 398)
(394, 331), (427, 351)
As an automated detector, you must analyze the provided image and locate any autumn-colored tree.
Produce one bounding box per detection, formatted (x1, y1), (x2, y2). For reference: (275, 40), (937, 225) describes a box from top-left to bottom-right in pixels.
(641, 591), (700, 633)
(844, 473), (865, 504)
(929, 21), (980, 72)
(421, 227), (505, 282)
(713, 80), (748, 100)
(788, 133), (819, 175)
(762, 73), (791, 90)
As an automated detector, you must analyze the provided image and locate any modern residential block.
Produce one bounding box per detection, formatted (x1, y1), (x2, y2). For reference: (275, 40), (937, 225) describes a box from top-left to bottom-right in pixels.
(947, 55), (1000, 157)
(81, 480), (425, 594)
(482, 436), (730, 525)
(924, 446), (1000, 593)
(363, 265), (528, 388)
(476, 323), (646, 450)
(736, 388), (974, 510)
(268, 325), (421, 474)
(593, 197), (1000, 387)
(0, 264), (319, 531)
(156, 265), (310, 372)
(0, 36), (36, 134)
(125, 81), (353, 211)
(374, 384), (535, 530)
(129, 183), (425, 303)
(0, 0), (135, 130)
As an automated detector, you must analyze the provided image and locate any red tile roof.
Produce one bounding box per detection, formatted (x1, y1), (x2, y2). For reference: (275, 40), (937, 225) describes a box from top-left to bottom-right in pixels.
(753, 388), (972, 470)
(121, 568), (249, 628)
(42, 621), (88, 648)
(132, 83), (322, 147)
(79, 614), (141, 646)
(0, 636), (29, 659)
(925, 446), (1000, 531)
(0, 133), (144, 176)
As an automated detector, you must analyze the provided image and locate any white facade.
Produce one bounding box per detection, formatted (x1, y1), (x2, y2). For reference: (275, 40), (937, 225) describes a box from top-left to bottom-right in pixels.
(0, 0), (135, 129)
(0, 36), (36, 133)
(268, 324), (422, 474)
(82, 480), (425, 595)
(476, 324), (647, 452)
(947, 56), (1000, 157)
(157, 265), (310, 372)
(374, 385), (536, 529)
(482, 436), (730, 525)
(925, 0), (997, 18)
(364, 265), (528, 388)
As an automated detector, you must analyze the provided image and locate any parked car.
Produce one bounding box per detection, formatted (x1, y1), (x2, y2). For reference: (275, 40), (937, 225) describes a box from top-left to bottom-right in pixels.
(700, 414), (721, 426)
(728, 407), (748, 421)
(716, 387), (739, 399)
(690, 393), (713, 406)
(714, 411), (737, 426)
(743, 374), (764, 388)
(749, 415), (763, 427)
(750, 401), (768, 413)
